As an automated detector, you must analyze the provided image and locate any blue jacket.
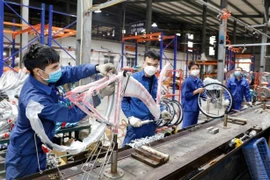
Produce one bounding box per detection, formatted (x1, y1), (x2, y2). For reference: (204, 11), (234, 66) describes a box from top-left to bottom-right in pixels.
(226, 76), (250, 103)
(181, 76), (204, 112)
(9, 64), (97, 155)
(122, 70), (158, 121)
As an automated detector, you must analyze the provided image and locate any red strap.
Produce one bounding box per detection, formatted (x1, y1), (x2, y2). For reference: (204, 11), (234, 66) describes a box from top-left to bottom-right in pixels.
(41, 144), (51, 153)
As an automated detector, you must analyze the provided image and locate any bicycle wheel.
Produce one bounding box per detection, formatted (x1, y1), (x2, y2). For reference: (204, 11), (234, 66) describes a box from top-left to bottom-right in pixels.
(168, 100), (183, 126)
(157, 100), (175, 127)
(198, 83), (233, 118)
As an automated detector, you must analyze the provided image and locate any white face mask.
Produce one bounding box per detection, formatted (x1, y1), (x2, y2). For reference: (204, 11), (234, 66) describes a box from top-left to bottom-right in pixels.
(144, 66), (157, 76)
(190, 69), (200, 77)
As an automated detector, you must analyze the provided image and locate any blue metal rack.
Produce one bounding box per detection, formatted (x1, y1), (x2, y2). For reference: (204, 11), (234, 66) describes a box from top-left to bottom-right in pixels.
(48, 5), (77, 61)
(0, 0), (46, 77)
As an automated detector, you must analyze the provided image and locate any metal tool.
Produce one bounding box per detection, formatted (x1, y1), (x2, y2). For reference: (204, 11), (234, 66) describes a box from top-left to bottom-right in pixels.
(131, 145), (169, 167)
(227, 116), (247, 125)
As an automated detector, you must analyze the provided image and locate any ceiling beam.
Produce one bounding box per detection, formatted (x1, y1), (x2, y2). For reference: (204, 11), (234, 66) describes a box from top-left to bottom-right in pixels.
(227, 1), (260, 24)
(242, 0), (262, 16)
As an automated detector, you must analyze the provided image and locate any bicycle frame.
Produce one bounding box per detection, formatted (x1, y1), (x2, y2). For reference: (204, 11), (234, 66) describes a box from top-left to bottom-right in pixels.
(66, 62), (171, 134)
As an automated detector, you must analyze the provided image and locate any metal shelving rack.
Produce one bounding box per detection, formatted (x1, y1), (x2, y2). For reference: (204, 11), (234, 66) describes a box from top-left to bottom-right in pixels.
(0, 0), (46, 77)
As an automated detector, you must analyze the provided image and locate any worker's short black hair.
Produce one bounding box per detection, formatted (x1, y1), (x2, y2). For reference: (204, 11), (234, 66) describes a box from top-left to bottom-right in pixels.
(23, 44), (60, 75)
(144, 50), (160, 61)
(188, 61), (199, 70)
(236, 67), (243, 71)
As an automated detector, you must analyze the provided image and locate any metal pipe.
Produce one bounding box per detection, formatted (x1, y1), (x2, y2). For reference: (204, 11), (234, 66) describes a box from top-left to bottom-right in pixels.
(0, 0), (3, 77)
(160, 32), (163, 69)
(20, 0), (29, 62)
(40, 3), (45, 44)
(48, 5), (53, 46)
(12, 19), (16, 68)
(195, 0), (270, 39)
(135, 41), (138, 66)
(201, 0), (207, 56)
(217, 0), (228, 83)
(52, 20), (77, 37)
(250, 23), (267, 28)
(186, 48), (188, 78)
(145, 0), (152, 51)
(172, 35), (177, 101)
(5, 1), (42, 10)
(4, 37), (40, 62)
(226, 43), (270, 47)
(121, 41), (124, 68)
(111, 133), (118, 173)
(52, 10), (76, 18)
(223, 111), (228, 127)
(5, 1), (39, 35)
(52, 39), (76, 60)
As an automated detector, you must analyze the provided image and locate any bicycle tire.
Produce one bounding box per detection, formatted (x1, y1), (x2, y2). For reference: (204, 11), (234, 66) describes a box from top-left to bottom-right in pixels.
(198, 83), (233, 118)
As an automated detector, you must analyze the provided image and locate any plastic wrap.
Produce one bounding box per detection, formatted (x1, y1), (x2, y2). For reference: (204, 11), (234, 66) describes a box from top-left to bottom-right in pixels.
(26, 100), (106, 154)
(123, 76), (160, 120)
(0, 99), (17, 134)
(203, 77), (222, 90)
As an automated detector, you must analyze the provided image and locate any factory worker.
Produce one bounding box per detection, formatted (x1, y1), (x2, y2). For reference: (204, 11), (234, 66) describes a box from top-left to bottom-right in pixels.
(5, 44), (116, 180)
(224, 67), (251, 111)
(121, 50), (171, 146)
(181, 61), (205, 128)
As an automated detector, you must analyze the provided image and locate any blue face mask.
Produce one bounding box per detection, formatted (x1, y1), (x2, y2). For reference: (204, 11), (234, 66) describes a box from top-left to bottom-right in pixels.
(234, 71), (241, 77)
(43, 68), (62, 83)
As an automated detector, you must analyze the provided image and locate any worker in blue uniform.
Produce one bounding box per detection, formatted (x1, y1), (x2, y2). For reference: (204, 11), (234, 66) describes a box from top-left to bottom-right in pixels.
(5, 44), (116, 180)
(224, 67), (251, 111)
(181, 61), (205, 128)
(121, 50), (171, 146)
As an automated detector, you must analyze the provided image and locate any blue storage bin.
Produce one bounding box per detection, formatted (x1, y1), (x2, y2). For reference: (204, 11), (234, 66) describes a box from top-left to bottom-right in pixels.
(242, 137), (270, 180)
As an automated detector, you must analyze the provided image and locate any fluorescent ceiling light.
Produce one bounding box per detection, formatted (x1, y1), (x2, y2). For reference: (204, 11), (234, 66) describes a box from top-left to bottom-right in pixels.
(151, 22), (158, 27)
(94, 9), (102, 13)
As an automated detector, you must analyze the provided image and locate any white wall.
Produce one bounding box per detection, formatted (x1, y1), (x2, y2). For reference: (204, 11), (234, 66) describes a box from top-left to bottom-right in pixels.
(53, 37), (189, 73)
(4, 34), (216, 76)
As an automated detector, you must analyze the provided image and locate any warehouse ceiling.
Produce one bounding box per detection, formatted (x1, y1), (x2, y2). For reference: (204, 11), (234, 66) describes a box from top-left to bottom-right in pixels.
(3, 0), (270, 44)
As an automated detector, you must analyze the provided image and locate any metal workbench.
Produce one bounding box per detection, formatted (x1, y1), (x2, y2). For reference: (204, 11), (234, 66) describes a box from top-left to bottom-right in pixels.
(19, 105), (270, 180)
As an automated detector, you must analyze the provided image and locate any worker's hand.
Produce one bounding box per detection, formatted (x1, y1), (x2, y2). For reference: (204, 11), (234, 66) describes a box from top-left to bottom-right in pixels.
(96, 63), (117, 76)
(161, 110), (172, 121)
(195, 88), (205, 94)
(128, 116), (142, 127)
(99, 83), (115, 98)
(224, 99), (230, 106)
(247, 102), (253, 107)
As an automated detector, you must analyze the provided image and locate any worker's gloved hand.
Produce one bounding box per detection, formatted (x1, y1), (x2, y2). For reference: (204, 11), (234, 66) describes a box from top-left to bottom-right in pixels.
(247, 102), (253, 107)
(161, 110), (172, 121)
(195, 88), (205, 94)
(224, 99), (230, 106)
(99, 83), (115, 98)
(128, 116), (142, 127)
(96, 63), (117, 76)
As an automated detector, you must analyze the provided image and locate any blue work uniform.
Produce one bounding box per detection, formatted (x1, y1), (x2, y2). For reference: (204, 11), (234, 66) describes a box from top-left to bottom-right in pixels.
(226, 76), (250, 111)
(5, 64), (97, 180)
(121, 70), (158, 146)
(181, 76), (204, 128)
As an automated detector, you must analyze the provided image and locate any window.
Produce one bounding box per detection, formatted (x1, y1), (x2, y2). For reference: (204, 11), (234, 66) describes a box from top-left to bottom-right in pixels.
(104, 55), (114, 64)
(187, 33), (194, 51)
(236, 59), (251, 72)
(209, 36), (216, 56)
(127, 57), (135, 67)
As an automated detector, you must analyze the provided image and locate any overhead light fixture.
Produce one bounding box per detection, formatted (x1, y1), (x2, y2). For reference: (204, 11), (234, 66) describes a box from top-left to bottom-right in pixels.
(176, 33), (181, 36)
(94, 9), (102, 13)
(151, 22), (158, 27)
